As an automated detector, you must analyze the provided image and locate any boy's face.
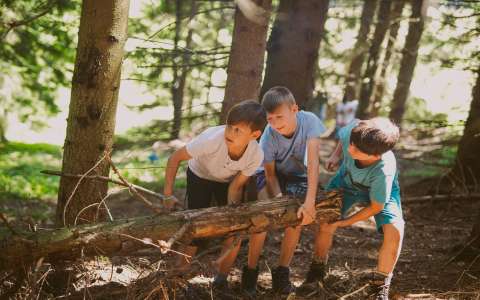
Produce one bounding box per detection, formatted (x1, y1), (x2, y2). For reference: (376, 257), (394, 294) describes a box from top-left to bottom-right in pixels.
(266, 103), (298, 137)
(348, 143), (380, 161)
(224, 122), (261, 149)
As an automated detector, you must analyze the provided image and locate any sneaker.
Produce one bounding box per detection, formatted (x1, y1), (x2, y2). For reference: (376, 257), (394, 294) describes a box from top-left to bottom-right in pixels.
(296, 261), (327, 296)
(241, 266), (259, 299)
(271, 266), (295, 295)
(369, 272), (392, 300)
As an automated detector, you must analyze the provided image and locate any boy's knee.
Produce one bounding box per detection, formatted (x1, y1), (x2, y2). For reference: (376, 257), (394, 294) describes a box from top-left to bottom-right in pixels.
(382, 223), (403, 248)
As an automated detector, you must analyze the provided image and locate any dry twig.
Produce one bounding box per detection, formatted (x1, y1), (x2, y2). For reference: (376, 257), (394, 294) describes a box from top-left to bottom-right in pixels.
(63, 151), (110, 226)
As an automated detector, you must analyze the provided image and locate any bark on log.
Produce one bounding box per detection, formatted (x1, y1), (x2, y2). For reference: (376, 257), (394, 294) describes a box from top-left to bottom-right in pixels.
(0, 190), (341, 271)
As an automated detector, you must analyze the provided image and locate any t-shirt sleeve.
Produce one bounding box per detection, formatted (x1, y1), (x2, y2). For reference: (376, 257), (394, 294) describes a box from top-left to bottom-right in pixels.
(241, 146), (264, 177)
(305, 113), (326, 140)
(185, 127), (220, 158)
(259, 126), (276, 163)
(369, 170), (394, 205)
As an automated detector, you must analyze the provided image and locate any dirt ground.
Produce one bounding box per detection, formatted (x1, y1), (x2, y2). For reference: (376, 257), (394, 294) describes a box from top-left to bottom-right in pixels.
(2, 136), (480, 299)
(96, 137), (479, 300)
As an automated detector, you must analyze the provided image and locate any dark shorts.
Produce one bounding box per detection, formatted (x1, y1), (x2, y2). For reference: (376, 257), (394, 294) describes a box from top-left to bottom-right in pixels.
(185, 168), (229, 209)
(185, 168), (229, 247)
(255, 170), (308, 198)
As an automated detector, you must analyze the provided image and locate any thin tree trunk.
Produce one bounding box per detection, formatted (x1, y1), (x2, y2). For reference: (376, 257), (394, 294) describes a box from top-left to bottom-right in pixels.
(191, 4), (226, 126)
(370, 0), (405, 116)
(260, 0), (330, 109)
(472, 211), (480, 247)
(0, 75), (8, 143)
(453, 67), (480, 249)
(357, 0), (392, 119)
(56, 0), (130, 227)
(0, 191), (341, 270)
(171, 0), (196, 139)
(219, 0), (272, 123)
(343, 0), (378, 103)
(0, 110), (7, 143)
(452, 67), (480, 189)
(389, 0), (427, 125)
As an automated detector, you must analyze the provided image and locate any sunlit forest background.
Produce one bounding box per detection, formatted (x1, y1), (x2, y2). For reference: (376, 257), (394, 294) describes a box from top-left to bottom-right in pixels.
(1, 0), (479, 299)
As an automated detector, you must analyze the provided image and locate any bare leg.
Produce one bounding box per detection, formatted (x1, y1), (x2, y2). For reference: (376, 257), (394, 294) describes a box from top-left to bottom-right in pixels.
(279, 225), (302, 267)
(377, 223), (403, 274)
(246, 187), (270, 269)
(217, 236), (242, 275)
(175, 245), (198, 273)
(313, 222), (336, 261)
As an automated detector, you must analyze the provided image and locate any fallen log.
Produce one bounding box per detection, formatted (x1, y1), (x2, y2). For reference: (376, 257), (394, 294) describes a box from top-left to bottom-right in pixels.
(0, 190), (341, 270)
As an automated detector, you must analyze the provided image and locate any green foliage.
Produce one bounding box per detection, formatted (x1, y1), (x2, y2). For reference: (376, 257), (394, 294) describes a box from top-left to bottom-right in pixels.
(0, 142), (61, 201)
(110, 146), (186, 192)
(0, 0), (79, 129)
(403, 97), (449, 127)
(126, 1), (234, 136)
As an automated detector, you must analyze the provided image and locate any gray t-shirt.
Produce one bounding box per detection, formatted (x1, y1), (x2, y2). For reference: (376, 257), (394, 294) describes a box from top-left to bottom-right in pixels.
(259, 111), (326, 177)
(186, 126), (264, 183)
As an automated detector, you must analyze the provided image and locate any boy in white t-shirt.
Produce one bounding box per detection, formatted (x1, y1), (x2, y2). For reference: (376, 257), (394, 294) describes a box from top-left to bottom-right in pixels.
(162, 100), (266, 290)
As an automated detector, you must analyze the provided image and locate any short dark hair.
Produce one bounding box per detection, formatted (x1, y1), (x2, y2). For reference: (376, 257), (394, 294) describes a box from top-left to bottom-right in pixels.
(226, 100), (267, 132)
(350, 118), (400, 155)
(261, 86), (296, 112)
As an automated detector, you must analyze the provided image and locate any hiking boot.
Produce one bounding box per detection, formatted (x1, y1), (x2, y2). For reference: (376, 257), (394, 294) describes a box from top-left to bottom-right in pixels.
(271, 266), (295, 295)
(241, 266), (259, 299)
(369, 272), (392, 300)
(296, 261), (327, 296)
(212, 274), (234, 299)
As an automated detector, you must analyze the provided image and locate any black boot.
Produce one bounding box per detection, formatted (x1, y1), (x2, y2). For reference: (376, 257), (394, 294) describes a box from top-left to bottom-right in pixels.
(212, 274), (234, 299)
(296, 260), (327, 296)
(271, 266), (295, 295)
(369, 272), (392, 300)
(241, 266), (259, 299)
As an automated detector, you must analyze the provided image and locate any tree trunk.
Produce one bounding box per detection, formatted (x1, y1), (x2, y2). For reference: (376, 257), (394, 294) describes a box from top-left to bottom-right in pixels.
(343, 0), (378, 103)
(0, 191), (341, 270)
(452, 67), (480, 189)
(370, 0), (405, 116)
(219, 0), (272, 123)
(260, 0), (330, 109)
(171, 0), (196, 139)
(0, 110), (7, 143)
(389, 0), (427, 125)
(356, 0), (392, 119)
(472, 211), (480, 247)
(55, 0), (130, 227)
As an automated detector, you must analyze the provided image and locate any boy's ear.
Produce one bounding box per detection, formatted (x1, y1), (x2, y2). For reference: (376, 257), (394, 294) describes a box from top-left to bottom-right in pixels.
(251, 130), (262, 140)
(291, 104), (299, 113)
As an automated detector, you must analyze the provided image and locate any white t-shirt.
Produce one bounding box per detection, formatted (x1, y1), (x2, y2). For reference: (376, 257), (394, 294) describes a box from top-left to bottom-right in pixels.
(186, 126), (264, 183)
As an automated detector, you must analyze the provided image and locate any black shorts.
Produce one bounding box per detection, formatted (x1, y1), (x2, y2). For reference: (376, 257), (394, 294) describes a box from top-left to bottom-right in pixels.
(185, 168), (229, 248)
(185, 168), (229, 209)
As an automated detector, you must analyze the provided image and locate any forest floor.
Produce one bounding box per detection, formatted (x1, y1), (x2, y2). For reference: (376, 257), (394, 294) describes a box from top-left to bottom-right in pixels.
(1, 128), (479, 299)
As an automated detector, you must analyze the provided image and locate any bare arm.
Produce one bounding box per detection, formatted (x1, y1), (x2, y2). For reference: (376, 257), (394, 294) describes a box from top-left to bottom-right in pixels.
(326, 140), (343, 171)
(337, 200), (384, 228)
(163, 146), (191, 197)
(227, 173), (251, 205)
(298, 138), (320, 225)
(264, 161), (282, 198)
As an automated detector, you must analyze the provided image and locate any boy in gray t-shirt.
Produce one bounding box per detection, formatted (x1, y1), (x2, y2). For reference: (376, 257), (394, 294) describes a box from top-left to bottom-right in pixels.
(240, 87), (326, 297)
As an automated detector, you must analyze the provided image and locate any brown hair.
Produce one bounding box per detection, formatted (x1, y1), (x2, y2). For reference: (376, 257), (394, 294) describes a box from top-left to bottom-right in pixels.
(226, 100), (267, 132)
(350, 118), (400, 155)
(261, 86), (296, 112)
